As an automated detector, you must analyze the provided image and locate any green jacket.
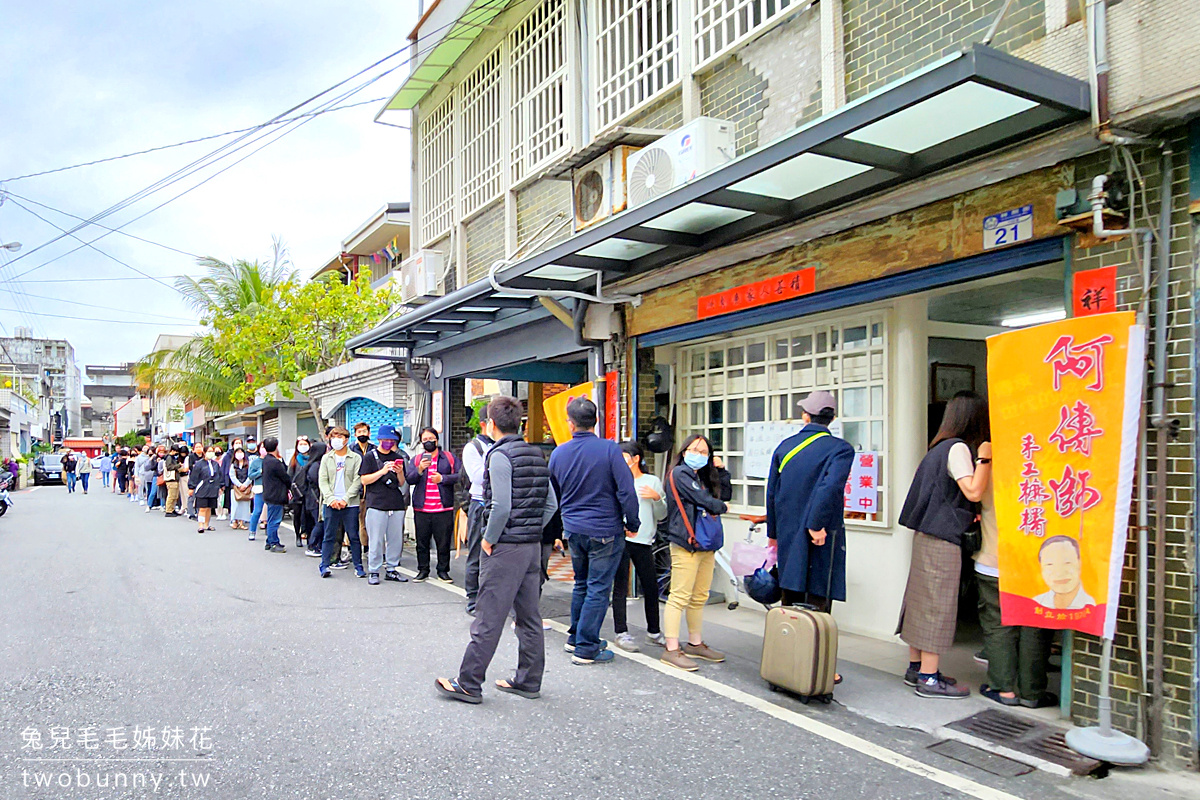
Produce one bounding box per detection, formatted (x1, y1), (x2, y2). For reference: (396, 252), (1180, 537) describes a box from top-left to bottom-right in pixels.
(318, 450), (362, 508)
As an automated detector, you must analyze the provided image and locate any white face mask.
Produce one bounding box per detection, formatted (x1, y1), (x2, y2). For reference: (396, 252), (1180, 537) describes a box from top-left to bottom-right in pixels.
(330, 437), (346, 451)
(297, 444), (310, 454)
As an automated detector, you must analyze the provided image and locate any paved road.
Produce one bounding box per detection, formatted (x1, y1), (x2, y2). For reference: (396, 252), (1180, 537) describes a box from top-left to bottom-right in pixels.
(0, 484), (1094, 799)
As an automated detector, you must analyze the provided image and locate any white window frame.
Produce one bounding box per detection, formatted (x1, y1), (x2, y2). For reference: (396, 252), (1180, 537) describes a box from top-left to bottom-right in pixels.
(417, 93), (456, 246)
(692, 0), (816, 72)
(460, 46), (504, 219)
(676, 309), (889, 525)
(510, 0), (571, 186)
(591, 0), (682, 132)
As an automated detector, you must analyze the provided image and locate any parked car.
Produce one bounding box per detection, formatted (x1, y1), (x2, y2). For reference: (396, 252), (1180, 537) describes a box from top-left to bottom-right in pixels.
(33, 454), (65, 485)
(90, 455), (105, 470)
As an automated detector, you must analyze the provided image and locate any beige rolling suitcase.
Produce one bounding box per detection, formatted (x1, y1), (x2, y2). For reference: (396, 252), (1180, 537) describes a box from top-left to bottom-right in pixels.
(760, 605), (838, 704)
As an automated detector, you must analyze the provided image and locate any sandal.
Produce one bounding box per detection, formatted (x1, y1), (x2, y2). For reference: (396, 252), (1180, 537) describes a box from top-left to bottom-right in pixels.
(980, 684), (1019, 706)
(495, 678), (540, 699)
(435, 678), (481, 704)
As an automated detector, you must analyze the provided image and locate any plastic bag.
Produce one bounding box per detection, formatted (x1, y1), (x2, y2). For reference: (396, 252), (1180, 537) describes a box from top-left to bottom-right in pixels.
(731, 541), (774, 576)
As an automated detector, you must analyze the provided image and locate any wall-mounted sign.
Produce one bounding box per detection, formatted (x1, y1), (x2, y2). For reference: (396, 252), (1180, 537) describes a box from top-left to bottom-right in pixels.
(843, 451), (879, 514)
(990, 311), (1144, 638)
(697, 267), (815, 320)
(431, 390), (444, 434)
(605, 371), (619, 440)
(1072, 266), (1117, 317)
(983, 204), (1033, 249)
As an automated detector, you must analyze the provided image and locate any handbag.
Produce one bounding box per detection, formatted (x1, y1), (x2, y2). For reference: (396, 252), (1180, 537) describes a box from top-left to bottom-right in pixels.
(155, 475), (166, 486)
(961, 518), (982, 555)
(669, 470), (725, 552)
(233, 484), (253, 502)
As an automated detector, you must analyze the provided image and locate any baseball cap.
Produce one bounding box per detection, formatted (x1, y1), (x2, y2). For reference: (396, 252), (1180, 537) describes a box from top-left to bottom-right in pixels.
(799, 390), (837, 416)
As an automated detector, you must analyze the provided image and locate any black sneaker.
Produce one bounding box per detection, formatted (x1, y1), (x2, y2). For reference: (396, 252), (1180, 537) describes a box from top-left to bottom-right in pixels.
(264, 542), (271, 551)
(320, 568), (331, 578)
(413, 571), (429, 583)
(270, 544), (286, 553)
(330, 561), (349, 570)
(385, 570), (408, 583)
(904, 667), (959, 688)
(296, 537), (303, 548)
(437, 573), (453, 584)
(915, 673), (970, 699)
(368, 573), (380, 585)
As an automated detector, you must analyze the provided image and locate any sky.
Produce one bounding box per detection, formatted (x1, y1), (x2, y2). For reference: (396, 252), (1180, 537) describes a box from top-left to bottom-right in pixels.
(0, 0), (418, 381)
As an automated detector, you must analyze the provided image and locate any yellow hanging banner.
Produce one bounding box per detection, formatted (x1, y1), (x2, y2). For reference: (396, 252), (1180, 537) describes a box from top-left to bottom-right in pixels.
(542, 382), (594, 445)
(989, 311), (1144, 639)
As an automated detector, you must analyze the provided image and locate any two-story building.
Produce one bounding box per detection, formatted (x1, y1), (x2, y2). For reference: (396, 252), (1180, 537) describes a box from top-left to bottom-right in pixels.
(351, 0), (1199, 768)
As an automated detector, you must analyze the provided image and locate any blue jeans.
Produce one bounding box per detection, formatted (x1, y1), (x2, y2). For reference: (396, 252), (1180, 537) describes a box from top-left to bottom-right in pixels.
(319, 505), (361, 573)
(265, 503), (285, 547)
(66, 473), (76, 492)
(567, 533), (625, 660)
(249, 494), (265, 536)
(101, 471), (110, 487)
(79, 473), (89, 492)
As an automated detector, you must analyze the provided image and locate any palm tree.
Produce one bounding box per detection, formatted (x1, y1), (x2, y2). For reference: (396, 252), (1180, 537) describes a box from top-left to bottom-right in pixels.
(175, 236), (294, 323)
(134, 238), (296, 408)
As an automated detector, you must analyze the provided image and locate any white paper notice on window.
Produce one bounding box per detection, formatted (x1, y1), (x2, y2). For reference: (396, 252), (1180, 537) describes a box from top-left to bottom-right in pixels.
(744, 422), (803, 479)
(844, 451), (879, 514)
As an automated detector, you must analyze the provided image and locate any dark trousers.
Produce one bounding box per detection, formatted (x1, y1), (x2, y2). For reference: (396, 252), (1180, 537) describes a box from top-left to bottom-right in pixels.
(116, 472), (127, 493)
(781, 589), (831, 613)
(307, 513), (324, 554)
(320, 505), (361, 572)
(567, 533), (624, 660)
(415, 509), (454, 576)
(612, 540), (660, 635)
(976, 573), (1052, 698)
(457, 541), (545, 695)
(465, 501), (486, 609)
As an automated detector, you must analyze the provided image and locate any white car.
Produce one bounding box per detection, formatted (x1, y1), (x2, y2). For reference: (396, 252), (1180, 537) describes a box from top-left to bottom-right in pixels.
(91, 455), (105, 470)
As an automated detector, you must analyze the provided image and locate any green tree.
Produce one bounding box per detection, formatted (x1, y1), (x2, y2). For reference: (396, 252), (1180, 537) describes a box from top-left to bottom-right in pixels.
(212, 268), (395, 420)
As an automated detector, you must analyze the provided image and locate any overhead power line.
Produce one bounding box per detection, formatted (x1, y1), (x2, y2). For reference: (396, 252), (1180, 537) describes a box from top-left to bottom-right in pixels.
(0, 306), (197, 326)
(0, 97), (389, 183)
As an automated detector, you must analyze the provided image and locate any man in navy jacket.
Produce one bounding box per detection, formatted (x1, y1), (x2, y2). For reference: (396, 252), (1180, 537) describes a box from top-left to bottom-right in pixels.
(548, 397), (640, 665)
(766, 390), (855, 611)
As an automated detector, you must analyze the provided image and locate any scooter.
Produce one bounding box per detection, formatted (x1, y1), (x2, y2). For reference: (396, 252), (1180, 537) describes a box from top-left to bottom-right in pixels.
(0, 472), (14, 516)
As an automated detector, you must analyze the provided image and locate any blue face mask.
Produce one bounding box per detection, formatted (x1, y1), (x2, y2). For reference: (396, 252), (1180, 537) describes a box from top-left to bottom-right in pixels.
(683, 452), (709, 471)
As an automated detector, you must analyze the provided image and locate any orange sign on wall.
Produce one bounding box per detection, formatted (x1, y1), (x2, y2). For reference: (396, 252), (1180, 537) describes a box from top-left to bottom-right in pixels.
(543, 382), (594, 446)
(697, 267), (815, 320)
(989, 312), (1144, 638)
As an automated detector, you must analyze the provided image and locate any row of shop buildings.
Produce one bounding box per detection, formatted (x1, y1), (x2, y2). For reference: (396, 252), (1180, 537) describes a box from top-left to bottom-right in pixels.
(340, 0), (1199, 768)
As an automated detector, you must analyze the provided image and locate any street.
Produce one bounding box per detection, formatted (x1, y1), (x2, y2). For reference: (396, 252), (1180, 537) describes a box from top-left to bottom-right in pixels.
(0, 484), (1142, 799)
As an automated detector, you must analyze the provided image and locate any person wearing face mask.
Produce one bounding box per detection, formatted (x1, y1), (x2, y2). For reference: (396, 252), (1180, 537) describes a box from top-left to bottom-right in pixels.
(247, 442), (267, 541)
(318, 427), (364, 578)
(405, 427), (461, 583)
(461, 405), (494, 615)
(185, 442), (205, 520)
(228, 446), (253, 531)
(352, 422), (373, 558)
(661, 434), (732, 671)
(612, 441), (668, 652)
(360, 424), (410, 585)
(301, 441), (327, 558)
(287, 437), (312, 549)
(259, 437), (291, 554)
(217, 439), (242, 521)
(547, 397), (640, 666)
(188, 446), (222, 533)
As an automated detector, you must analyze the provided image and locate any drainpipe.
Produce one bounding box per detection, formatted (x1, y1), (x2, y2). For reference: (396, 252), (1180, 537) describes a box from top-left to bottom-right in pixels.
(573, 299), (607, 437)
(1087, 0), (1141, 146)
(1149, 148), (1175, 757)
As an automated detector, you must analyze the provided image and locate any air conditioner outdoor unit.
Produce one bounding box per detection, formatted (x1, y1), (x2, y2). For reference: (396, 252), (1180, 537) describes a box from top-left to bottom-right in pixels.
(399, 250), (445, 304)
(572, 145), (640, 231)
(627, 117), (735, 208)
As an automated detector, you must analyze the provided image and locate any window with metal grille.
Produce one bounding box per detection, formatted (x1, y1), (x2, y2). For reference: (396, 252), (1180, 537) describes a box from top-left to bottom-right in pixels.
(461, 47), (503, 216)
(693, 0), (812, 71)
(418, 94), (455, 245)
(677, 312), (888, 523)
(511, 0), (570, 185)
(593, 0), (681, 131)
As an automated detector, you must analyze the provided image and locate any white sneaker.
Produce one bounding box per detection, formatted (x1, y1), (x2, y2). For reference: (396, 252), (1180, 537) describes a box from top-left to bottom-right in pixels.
(646, 632), (666, 647)
(138, 499), (145, 506)
(615, 633), (640, 652)
(542, 620), (553, 631)
(144, 506), (151, 513)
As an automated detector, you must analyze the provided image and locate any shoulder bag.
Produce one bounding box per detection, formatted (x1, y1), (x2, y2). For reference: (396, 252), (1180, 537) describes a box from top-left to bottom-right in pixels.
(669, 470), (724, 551)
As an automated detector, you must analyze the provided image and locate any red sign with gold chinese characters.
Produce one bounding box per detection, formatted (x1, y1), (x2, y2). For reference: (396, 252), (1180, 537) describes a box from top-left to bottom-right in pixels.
(697, 267), (816, 320)
(989, 312), (1144, 638)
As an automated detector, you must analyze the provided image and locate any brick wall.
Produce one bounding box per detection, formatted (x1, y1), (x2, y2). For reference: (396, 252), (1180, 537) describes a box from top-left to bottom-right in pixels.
(625, 91), (684, 130)
(465, 201), (506, 284)
(1067, 132), (1196, 768)
(516, 179), (572, 254)
(843, 0), (1045, 101)
(699, 56), (768, 156)
(735, 7), (823, 142)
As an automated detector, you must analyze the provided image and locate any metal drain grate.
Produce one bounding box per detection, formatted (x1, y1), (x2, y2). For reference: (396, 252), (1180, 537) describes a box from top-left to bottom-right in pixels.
(946, 710), (1103, 775)
(928, 740), (1034, 777)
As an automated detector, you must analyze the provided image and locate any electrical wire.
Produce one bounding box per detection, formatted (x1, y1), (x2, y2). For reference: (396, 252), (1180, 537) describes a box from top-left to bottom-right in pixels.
(0, 97), (388, 184)
(2, 191), (201, 258)
(9, 275), (186, 284)
(3, 285), (192, 322)
(0, 306), (196, 326)
(3, 0), (520, 268)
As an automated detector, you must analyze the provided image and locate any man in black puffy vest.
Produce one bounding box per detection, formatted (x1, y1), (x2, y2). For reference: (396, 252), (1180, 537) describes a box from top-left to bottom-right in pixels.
(436, 396), (559, 703)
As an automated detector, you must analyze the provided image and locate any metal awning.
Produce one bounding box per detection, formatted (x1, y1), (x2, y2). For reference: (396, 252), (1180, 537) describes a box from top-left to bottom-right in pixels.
(350, 45), (1089, 355)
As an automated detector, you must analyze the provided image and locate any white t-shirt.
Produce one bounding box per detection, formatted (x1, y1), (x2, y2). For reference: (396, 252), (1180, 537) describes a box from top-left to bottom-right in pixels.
(947, 442), (1000, 578)
(333, 455), (347, 501)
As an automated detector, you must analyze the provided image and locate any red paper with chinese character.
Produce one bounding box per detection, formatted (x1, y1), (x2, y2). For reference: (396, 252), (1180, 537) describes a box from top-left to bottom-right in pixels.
(988, 312), (1144, 638)
(697, 267), (815, 320)
(1072, 266), (1117, 316)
